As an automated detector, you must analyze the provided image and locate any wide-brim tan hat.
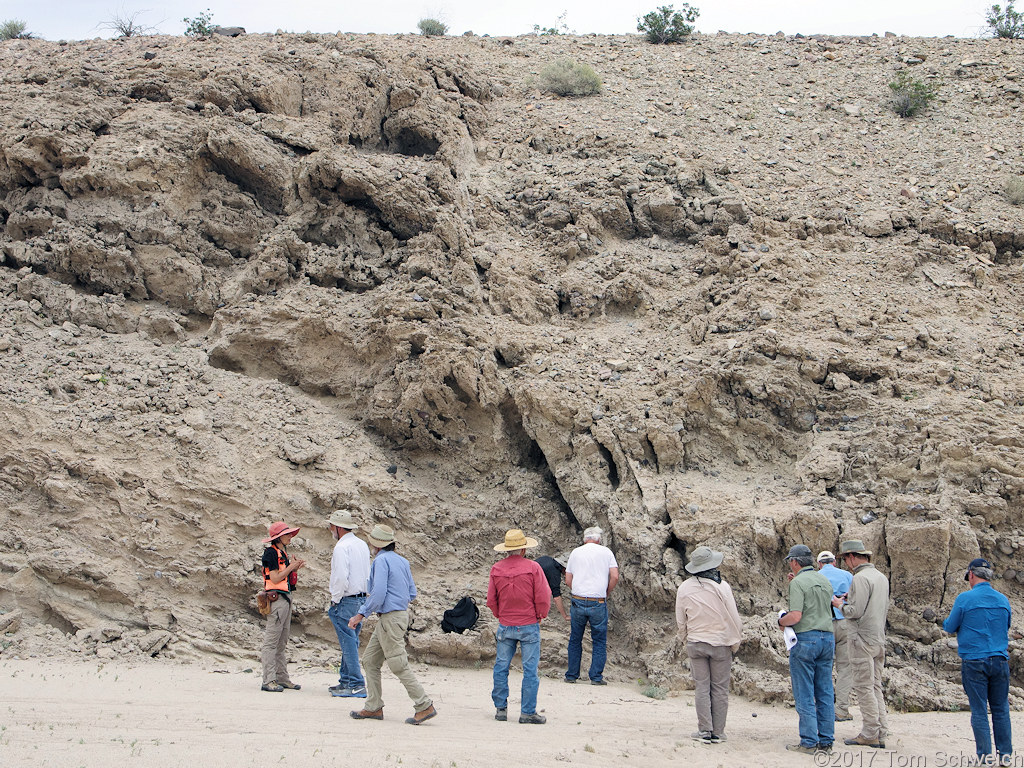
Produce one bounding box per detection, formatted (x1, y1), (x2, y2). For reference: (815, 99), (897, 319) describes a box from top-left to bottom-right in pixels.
(367, 523), (396, 548)
(494, 529), (539, 552)
(327, 509), (359, 530)
(685, 545), (724, 574)
(839, 539), (872, 556)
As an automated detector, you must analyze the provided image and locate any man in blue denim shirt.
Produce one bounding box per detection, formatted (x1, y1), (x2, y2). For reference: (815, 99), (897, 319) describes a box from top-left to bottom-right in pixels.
(943, 558), (1013, 765)
(816, 550), (853, 722)
(348, 524), (437, 725)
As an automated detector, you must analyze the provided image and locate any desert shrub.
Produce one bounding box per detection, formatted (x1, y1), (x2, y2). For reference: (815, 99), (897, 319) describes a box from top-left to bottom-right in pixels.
(1005, 177), (1024, 205)
(539, 58), (601, 97)
(640, 682), (668, 700)
(102, 11), (157, 38)
(417, 18), (447, 36)
(987, 2), (1024, 38)
(637, 4), (699, 44)
(0, 19), (34, 40)
(534, 11), (571, 35)
(888, 71), (939, 118)
(183, 9), (214, 38)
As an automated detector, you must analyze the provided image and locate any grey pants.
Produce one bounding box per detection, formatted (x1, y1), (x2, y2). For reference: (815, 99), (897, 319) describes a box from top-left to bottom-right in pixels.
(362, 610), (432, 713)
(834, 620), (853, 717)
(850, 636), (889, 740)
(261, 595), (293, 686)
(687, 641), (734, 736)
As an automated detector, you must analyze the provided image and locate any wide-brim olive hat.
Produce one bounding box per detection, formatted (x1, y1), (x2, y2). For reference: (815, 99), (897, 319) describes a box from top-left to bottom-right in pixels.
(839, 539), (872, 557)
(686, 545), (724, 574)
(494, 529), (539, 552)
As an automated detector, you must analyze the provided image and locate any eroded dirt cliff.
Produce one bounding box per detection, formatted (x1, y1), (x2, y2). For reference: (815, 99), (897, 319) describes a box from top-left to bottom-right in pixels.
(1, 29), (1022, 708)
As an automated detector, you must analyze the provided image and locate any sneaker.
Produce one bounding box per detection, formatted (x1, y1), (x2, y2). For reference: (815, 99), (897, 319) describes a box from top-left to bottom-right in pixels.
(519, 713), (546, 724)
(692, 731), (714, 742)
(330, 687), (353, 697)
(590, 679), (608, 686)
(495, 708), (507, 722)
(328, 683), (345, 693)
(278, 681), (301, 690)
(786, 744), (818, 754)
(261, 683), (284, 692)
(563, 678), (577, 684)
(348, 686), (367, 698)
(818, 743), (833, 752)
(705, 734), (723, 744)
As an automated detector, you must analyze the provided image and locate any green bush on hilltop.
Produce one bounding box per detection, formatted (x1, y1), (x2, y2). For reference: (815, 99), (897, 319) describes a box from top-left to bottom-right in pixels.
(888, 71), (939, 118)
(0, 19), (35, 40)
(637, 4), (699, 44)
(183, 9), (214, 38)
(539, 58), (602, 97)
(417, 18), (447, 36)
(986, 2), (1024, 38)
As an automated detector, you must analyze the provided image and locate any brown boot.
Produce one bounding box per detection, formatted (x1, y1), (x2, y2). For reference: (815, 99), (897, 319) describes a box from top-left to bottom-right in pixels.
(405, 704), (437, 725)
(350, 708), (384, 720)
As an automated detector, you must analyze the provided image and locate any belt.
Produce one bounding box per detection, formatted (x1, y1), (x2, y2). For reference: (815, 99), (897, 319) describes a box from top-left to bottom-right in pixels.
(572, 596), (606, 603)
(331, 593), (367, 606)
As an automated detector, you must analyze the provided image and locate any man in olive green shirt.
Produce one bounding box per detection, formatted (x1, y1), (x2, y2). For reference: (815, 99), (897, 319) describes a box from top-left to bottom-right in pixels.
(779, 544), (835, 754)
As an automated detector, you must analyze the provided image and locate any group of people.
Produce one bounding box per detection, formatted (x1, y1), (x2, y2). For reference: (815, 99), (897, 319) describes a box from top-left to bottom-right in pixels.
(258, 515), (1014, 765)
(676, 539), (1013, 765)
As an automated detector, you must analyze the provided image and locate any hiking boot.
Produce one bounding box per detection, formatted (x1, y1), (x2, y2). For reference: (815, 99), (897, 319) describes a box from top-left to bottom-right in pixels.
(350, 708), (384, 720)
(563, 677), (577, 684)
(835, 714), (853, 722)
(261, 682), (284, 692)
(818, 743), (833, 752)
(786, 744), (819, 754)
(406, 704), (438, 725)
(590, 679), (608, 686)
(278, 681), (301, 690)
(519, 713), (546, 724)
(844, 736), (886, 749)
(495, 707), (507, 722)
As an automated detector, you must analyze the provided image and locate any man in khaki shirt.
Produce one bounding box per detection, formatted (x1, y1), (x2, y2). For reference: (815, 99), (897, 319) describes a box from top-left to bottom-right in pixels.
(834, 539), (890, 749)
(676, 546), (744, 744)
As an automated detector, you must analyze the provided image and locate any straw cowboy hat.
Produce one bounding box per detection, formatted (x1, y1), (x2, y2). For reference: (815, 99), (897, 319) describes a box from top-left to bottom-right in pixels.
(838, 540), (872, 557)
(326, 509), (359, 530)
(366, 523), (396, 549)
(685, 545), (724, 574)
(493, 529), (539, 552)
(262, 521), (300, 543)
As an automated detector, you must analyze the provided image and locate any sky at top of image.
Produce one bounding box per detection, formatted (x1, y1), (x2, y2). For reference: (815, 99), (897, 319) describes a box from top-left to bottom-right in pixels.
(7, 0), (998, 42)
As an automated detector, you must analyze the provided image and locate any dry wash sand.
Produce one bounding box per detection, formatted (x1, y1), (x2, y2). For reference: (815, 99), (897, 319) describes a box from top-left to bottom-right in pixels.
(0, 658), (1014, 768)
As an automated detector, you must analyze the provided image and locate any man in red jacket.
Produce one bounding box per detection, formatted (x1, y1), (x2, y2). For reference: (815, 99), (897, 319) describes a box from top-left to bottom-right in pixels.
(487, 529), (552, 724)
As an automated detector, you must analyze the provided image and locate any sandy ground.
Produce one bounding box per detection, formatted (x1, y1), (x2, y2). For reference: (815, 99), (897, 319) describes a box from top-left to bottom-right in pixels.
(0, 658), (1017, 768)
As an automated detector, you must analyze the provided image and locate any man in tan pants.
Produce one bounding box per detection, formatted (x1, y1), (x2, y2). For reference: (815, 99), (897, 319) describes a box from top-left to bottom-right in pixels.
(834, 540), (890, 749)
(348, 524), (436, 725)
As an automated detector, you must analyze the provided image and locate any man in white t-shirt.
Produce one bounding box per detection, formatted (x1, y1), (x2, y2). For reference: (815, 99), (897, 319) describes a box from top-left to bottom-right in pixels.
(564, 526), (619, 685)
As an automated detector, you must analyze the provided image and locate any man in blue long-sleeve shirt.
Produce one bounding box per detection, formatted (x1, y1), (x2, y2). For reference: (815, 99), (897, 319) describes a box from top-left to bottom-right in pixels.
(348, 524), (437, 725)
(943, 557), (1012, 765)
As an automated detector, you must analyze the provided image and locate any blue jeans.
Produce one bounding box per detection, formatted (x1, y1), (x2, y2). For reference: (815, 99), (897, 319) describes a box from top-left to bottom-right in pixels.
(962, 656), (1013, 760)
(566, 598), (608, 682)
(789, 629), (835, 748)
(328, 596), (365, 688)
(492, 623), (541, 714)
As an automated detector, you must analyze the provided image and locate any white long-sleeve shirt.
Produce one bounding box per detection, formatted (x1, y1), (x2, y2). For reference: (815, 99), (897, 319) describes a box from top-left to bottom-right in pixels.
(329, 531), (371, 603)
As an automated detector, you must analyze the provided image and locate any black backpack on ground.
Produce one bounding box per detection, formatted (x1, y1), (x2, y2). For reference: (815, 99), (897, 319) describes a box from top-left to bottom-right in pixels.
(441, 596), (480, 634)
